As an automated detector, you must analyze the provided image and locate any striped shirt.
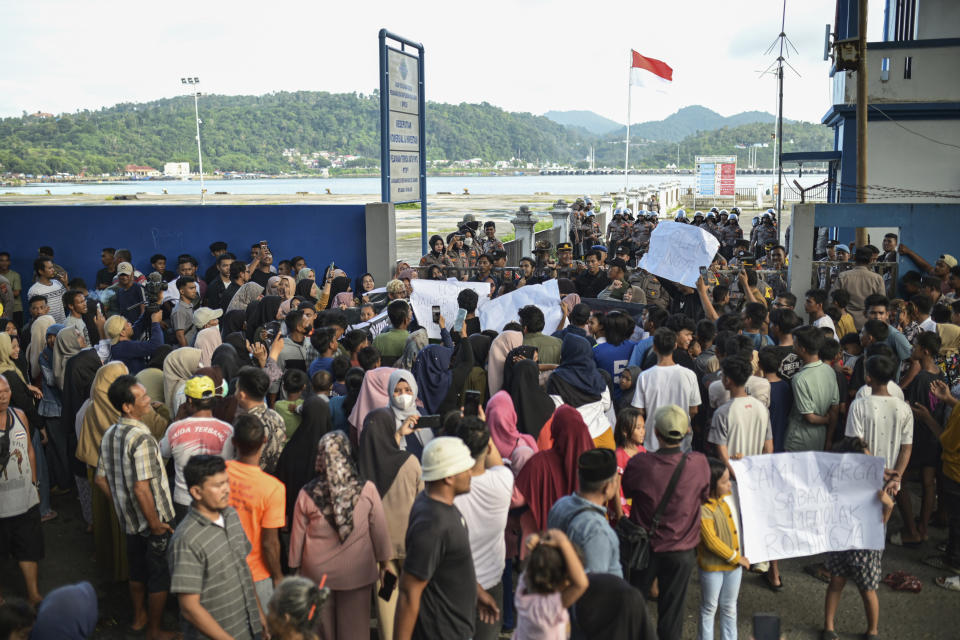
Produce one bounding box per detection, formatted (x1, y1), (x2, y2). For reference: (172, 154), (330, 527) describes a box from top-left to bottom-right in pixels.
(169, 506), (262, 640)
(96, 417), (174, 534)
(27, 280), (66, 323)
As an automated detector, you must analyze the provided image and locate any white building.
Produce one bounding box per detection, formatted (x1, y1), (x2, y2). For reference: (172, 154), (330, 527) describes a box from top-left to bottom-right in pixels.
(163, 162), (191, 177)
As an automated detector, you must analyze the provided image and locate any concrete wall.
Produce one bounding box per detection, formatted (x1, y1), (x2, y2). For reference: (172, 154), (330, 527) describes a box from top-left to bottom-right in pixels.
(917, 0), (960, 39)
(834, 43), (960, 105)
(864, 119), (960, 203)
(1, 204), (368, 296)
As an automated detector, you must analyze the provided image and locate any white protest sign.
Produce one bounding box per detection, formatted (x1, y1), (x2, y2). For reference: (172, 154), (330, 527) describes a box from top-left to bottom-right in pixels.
(638, 221), (720, 287)
(410, 280), (491, 340)
(479, 279), (562, 333)
(731, 452), (885, 563)
(347, 309), (390, 338)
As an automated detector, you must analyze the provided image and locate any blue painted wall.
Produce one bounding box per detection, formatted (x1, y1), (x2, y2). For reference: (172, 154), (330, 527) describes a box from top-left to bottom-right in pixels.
(814, 202), (960, 282)
(0, 204), (368, 295)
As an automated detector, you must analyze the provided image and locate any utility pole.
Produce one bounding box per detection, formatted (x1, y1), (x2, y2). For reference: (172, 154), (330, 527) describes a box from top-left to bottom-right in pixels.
(855, 0), (869, 248)
(181, 77), (205, 205)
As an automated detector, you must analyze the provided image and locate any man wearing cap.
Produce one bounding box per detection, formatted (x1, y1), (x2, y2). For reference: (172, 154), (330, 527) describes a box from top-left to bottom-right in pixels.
(171, 276), (201, 347)
(112, 261), (147, 324)
(835, 249), (885, 329)
(555, 243), (585, 280)
(396, 436), (499, 640)
(108, 306), (165, 375)
(898, 243), (958, 296)
(547, 449), (622, 577)
(598, 258), (630, 301)
(621, 405), (710, 640)
(159, 375), (235, 523)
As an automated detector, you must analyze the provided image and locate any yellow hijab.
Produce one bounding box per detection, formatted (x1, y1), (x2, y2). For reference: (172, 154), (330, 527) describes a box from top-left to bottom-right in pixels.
(938, 322), (960, 356)
(0, 333), (25, 384)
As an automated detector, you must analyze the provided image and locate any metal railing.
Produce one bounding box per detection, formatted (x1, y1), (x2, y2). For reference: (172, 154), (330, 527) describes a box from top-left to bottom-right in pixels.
(812, 261), (898, 296)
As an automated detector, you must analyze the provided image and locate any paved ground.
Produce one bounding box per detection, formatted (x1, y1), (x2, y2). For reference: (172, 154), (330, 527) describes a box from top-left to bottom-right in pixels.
(1, 476), (955, 639)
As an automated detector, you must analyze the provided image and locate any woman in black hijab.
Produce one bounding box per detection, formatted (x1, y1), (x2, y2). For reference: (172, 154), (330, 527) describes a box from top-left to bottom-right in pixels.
(506, 358), (556, 440)
(220, 309), (246, 337)
(245, 295), (282, 343)
(275, 395), (333, 525)
(295, 280), (317, 301)
(243, 299), (262, 342)
(325, 277), (352, 310)
(211, 341), (245, 390)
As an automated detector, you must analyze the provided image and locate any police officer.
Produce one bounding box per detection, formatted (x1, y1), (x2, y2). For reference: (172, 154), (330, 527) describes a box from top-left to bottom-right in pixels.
(703, 211), (721, 242)
(630, 212), (654, 255)
(555, 242), (585, 280)
(692, 211), (705, 226)
(628, 267), (669, 310)
(718, 212), (743, 259)
(752, 210), (779, 258)
(580, 213), (601, 257)
(607, 209), (626, 247)
(446, 230), (478, 270)
(673, 209), (689, 224)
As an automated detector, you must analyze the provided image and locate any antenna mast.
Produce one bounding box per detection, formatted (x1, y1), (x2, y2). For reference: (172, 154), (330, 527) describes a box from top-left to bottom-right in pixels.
(760, 0), (800, 244)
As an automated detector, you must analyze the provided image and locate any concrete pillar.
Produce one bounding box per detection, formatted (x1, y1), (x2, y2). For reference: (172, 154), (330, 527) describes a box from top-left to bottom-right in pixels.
(549, 199), (570, 246)
(756, 182), (764, 209)
(599, 196), (614, 218)
(511, 205), (536, 260)
(364, 202), (396, 286)
(788, 203), (815, 307)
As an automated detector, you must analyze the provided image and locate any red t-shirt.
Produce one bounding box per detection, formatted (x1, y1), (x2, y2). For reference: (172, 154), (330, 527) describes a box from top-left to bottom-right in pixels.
(615, 446), (645, 517)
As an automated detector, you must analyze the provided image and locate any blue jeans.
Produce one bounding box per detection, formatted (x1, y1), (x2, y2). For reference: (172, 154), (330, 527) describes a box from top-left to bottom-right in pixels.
(699, 567), (741, 640)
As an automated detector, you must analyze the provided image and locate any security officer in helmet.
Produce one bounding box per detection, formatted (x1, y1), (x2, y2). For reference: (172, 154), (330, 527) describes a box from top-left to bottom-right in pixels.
(752, 210), (779, 258)
(718, 212), (743, 259)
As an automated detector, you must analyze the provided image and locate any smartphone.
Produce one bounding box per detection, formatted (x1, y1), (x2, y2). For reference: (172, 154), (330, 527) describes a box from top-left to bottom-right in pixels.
(96, 302), (102, 316)
(463, 390), (481, 416)
(378, 570), (397, 601)
(432, 305), (441, 324)
(453, 308), (467, 332)
(417, 414), (442, 430)
(752, 613), (780, 640)
(699, 265), (708, 278)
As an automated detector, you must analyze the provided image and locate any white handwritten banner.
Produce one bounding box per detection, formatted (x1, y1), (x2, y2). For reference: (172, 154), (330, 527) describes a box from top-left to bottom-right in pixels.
(410, 280), (491, 339)
(478, 279), (562, 333)
(638, 221), (720, 287)
(731, 452), (885, 563)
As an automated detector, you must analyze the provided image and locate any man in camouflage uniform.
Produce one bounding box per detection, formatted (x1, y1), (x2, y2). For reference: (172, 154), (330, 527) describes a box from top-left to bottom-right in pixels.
(556, 242), (585, 280)
(579, 214), (601, 258)
(718, 213), (743, 259)
(752, 211), (779, 259)
(446, 231), (478, 271)
(630, 213), (654, 255)
(530, 240), (557, 283)
(606, 210), (629, 248)
(479, 221), (505, 256)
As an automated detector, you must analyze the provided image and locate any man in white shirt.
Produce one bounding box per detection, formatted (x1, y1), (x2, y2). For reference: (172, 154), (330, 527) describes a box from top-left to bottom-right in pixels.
(451, 417), (513, 640)
(632, 327), (701, 451)
(845, 354), (912, 476)
(27, 257), (66, 323)
(708, 356), (773, 476)
(805, 288), (836, 338)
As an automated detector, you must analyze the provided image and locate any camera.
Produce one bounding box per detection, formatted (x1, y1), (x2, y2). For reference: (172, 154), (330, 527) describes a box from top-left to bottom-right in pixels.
(143, 271), (166, 315)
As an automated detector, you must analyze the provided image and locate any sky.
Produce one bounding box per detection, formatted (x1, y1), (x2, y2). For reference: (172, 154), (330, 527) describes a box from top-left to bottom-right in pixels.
(0, 0), (885, 124)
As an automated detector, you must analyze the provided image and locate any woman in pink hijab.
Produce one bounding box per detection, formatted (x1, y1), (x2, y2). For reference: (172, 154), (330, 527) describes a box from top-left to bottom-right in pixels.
(487, 330), (522, 395)
(347, 367), (397, 448)
(486, 390), (537, 469)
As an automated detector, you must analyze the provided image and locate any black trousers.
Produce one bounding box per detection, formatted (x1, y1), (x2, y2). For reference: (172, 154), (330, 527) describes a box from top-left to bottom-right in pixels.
(629, 548), (696, 640)
(943, 474), (960, 567)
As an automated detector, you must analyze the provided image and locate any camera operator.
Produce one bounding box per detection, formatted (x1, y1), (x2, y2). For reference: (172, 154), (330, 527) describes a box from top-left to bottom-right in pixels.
(105, 303), (164, 375)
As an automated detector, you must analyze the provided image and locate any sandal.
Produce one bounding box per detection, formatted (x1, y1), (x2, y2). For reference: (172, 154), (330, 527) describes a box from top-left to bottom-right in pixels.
(764, 573), (784, 592)
(820, 631), (839, 640)
(922, 556), (960, 573)
(882, 571), (922, 592)
(889, 531), (923, 548)
(935, 575), (960, 592)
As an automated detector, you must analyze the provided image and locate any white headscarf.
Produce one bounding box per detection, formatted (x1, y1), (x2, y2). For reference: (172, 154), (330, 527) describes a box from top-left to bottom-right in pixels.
(386, 369), (419, 429)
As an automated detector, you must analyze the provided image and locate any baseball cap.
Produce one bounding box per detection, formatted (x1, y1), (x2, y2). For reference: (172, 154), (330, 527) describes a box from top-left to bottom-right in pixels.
(117, 262), (134, 276)
(834, 244), (851, 254)
(184, 375), (216, 400)
(578, 449), (617, 483)
(605, 257), (628, 271)
(557, 242), (573, 252)
(421, 436), (475, 482)
(654, 404), (690, 440)
(939, 254), (958, 268)
(105, 315), (127, 344)
(193, 306), (223, 330)
(615, 244), (631, 255)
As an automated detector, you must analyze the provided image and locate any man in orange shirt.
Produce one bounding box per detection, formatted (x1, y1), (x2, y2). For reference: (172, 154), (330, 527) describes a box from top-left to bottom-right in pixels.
(225, 414), (286, 608)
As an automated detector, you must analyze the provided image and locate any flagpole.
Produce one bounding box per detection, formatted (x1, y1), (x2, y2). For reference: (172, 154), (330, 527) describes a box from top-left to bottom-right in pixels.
(625, 51), (631, 196)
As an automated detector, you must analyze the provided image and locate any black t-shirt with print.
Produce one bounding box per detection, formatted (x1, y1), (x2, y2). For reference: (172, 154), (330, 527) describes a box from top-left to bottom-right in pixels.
(403, 493), (476, 640)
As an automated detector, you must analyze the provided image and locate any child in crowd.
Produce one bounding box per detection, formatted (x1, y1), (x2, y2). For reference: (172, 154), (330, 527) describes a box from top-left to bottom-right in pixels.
(613, 407), (646, 517)
(839, 332), (862, 373)
(513, 529), (588, 640)
(822, 437), (896, 640)
(275, 368), (307, 437)
(698, 457), (750, 640)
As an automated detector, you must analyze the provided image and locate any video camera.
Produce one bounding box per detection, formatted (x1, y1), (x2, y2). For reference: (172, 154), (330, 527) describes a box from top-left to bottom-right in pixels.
(143, 271), (166, 315)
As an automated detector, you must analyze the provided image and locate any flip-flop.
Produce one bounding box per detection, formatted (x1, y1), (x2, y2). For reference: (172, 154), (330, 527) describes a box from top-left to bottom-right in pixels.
(820, 631), (839, 640)
(923, 556), (960, 573)
(889, 531), (923, 548)
(764, 573), (784, 592)
(804, 563), (832, 583)
(935, 575), (960, 592)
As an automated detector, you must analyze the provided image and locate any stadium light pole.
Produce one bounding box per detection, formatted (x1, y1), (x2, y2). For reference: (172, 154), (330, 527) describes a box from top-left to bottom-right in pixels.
(180, 77), (205, 205)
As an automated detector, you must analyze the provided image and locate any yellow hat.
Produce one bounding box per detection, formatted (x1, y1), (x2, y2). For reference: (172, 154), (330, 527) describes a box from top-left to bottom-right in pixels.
(105, 315), (127, 344)
(184, 375), (216, 400)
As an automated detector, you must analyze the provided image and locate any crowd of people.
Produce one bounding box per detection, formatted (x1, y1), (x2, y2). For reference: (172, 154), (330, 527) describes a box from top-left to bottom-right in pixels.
(1, 213), (959, 640)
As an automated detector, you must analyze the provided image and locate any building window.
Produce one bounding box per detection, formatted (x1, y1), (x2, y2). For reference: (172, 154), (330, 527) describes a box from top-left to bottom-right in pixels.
(903, 56), (912, 80)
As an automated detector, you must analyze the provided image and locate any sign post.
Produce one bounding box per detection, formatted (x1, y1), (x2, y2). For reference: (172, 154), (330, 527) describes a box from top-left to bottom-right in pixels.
(694, 155), (737, 210)
(379, 29), (428, 255)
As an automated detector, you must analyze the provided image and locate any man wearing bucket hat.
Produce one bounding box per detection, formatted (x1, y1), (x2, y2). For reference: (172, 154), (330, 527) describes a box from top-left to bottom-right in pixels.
(622, 405), (710, 640)
(395, 436), (499, 640)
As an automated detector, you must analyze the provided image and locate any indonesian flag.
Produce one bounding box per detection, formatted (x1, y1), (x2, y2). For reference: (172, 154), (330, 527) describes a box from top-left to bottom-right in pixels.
(630, 50), (673, 87)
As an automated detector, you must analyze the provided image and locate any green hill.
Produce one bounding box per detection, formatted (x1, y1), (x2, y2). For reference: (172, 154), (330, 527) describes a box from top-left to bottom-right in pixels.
(0, 91), (831, 175)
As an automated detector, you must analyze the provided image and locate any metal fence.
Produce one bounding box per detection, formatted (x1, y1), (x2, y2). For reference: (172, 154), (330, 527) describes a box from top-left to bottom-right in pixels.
(812, 261), (899, 297)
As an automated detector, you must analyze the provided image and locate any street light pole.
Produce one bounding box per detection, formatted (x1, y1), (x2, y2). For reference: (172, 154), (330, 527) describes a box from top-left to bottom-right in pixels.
(181, 77), (205, 205)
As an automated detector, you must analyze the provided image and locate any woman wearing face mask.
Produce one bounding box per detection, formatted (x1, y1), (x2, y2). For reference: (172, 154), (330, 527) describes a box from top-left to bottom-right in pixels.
(382, 370), (425, 450)
(358, 371), (425, 640)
